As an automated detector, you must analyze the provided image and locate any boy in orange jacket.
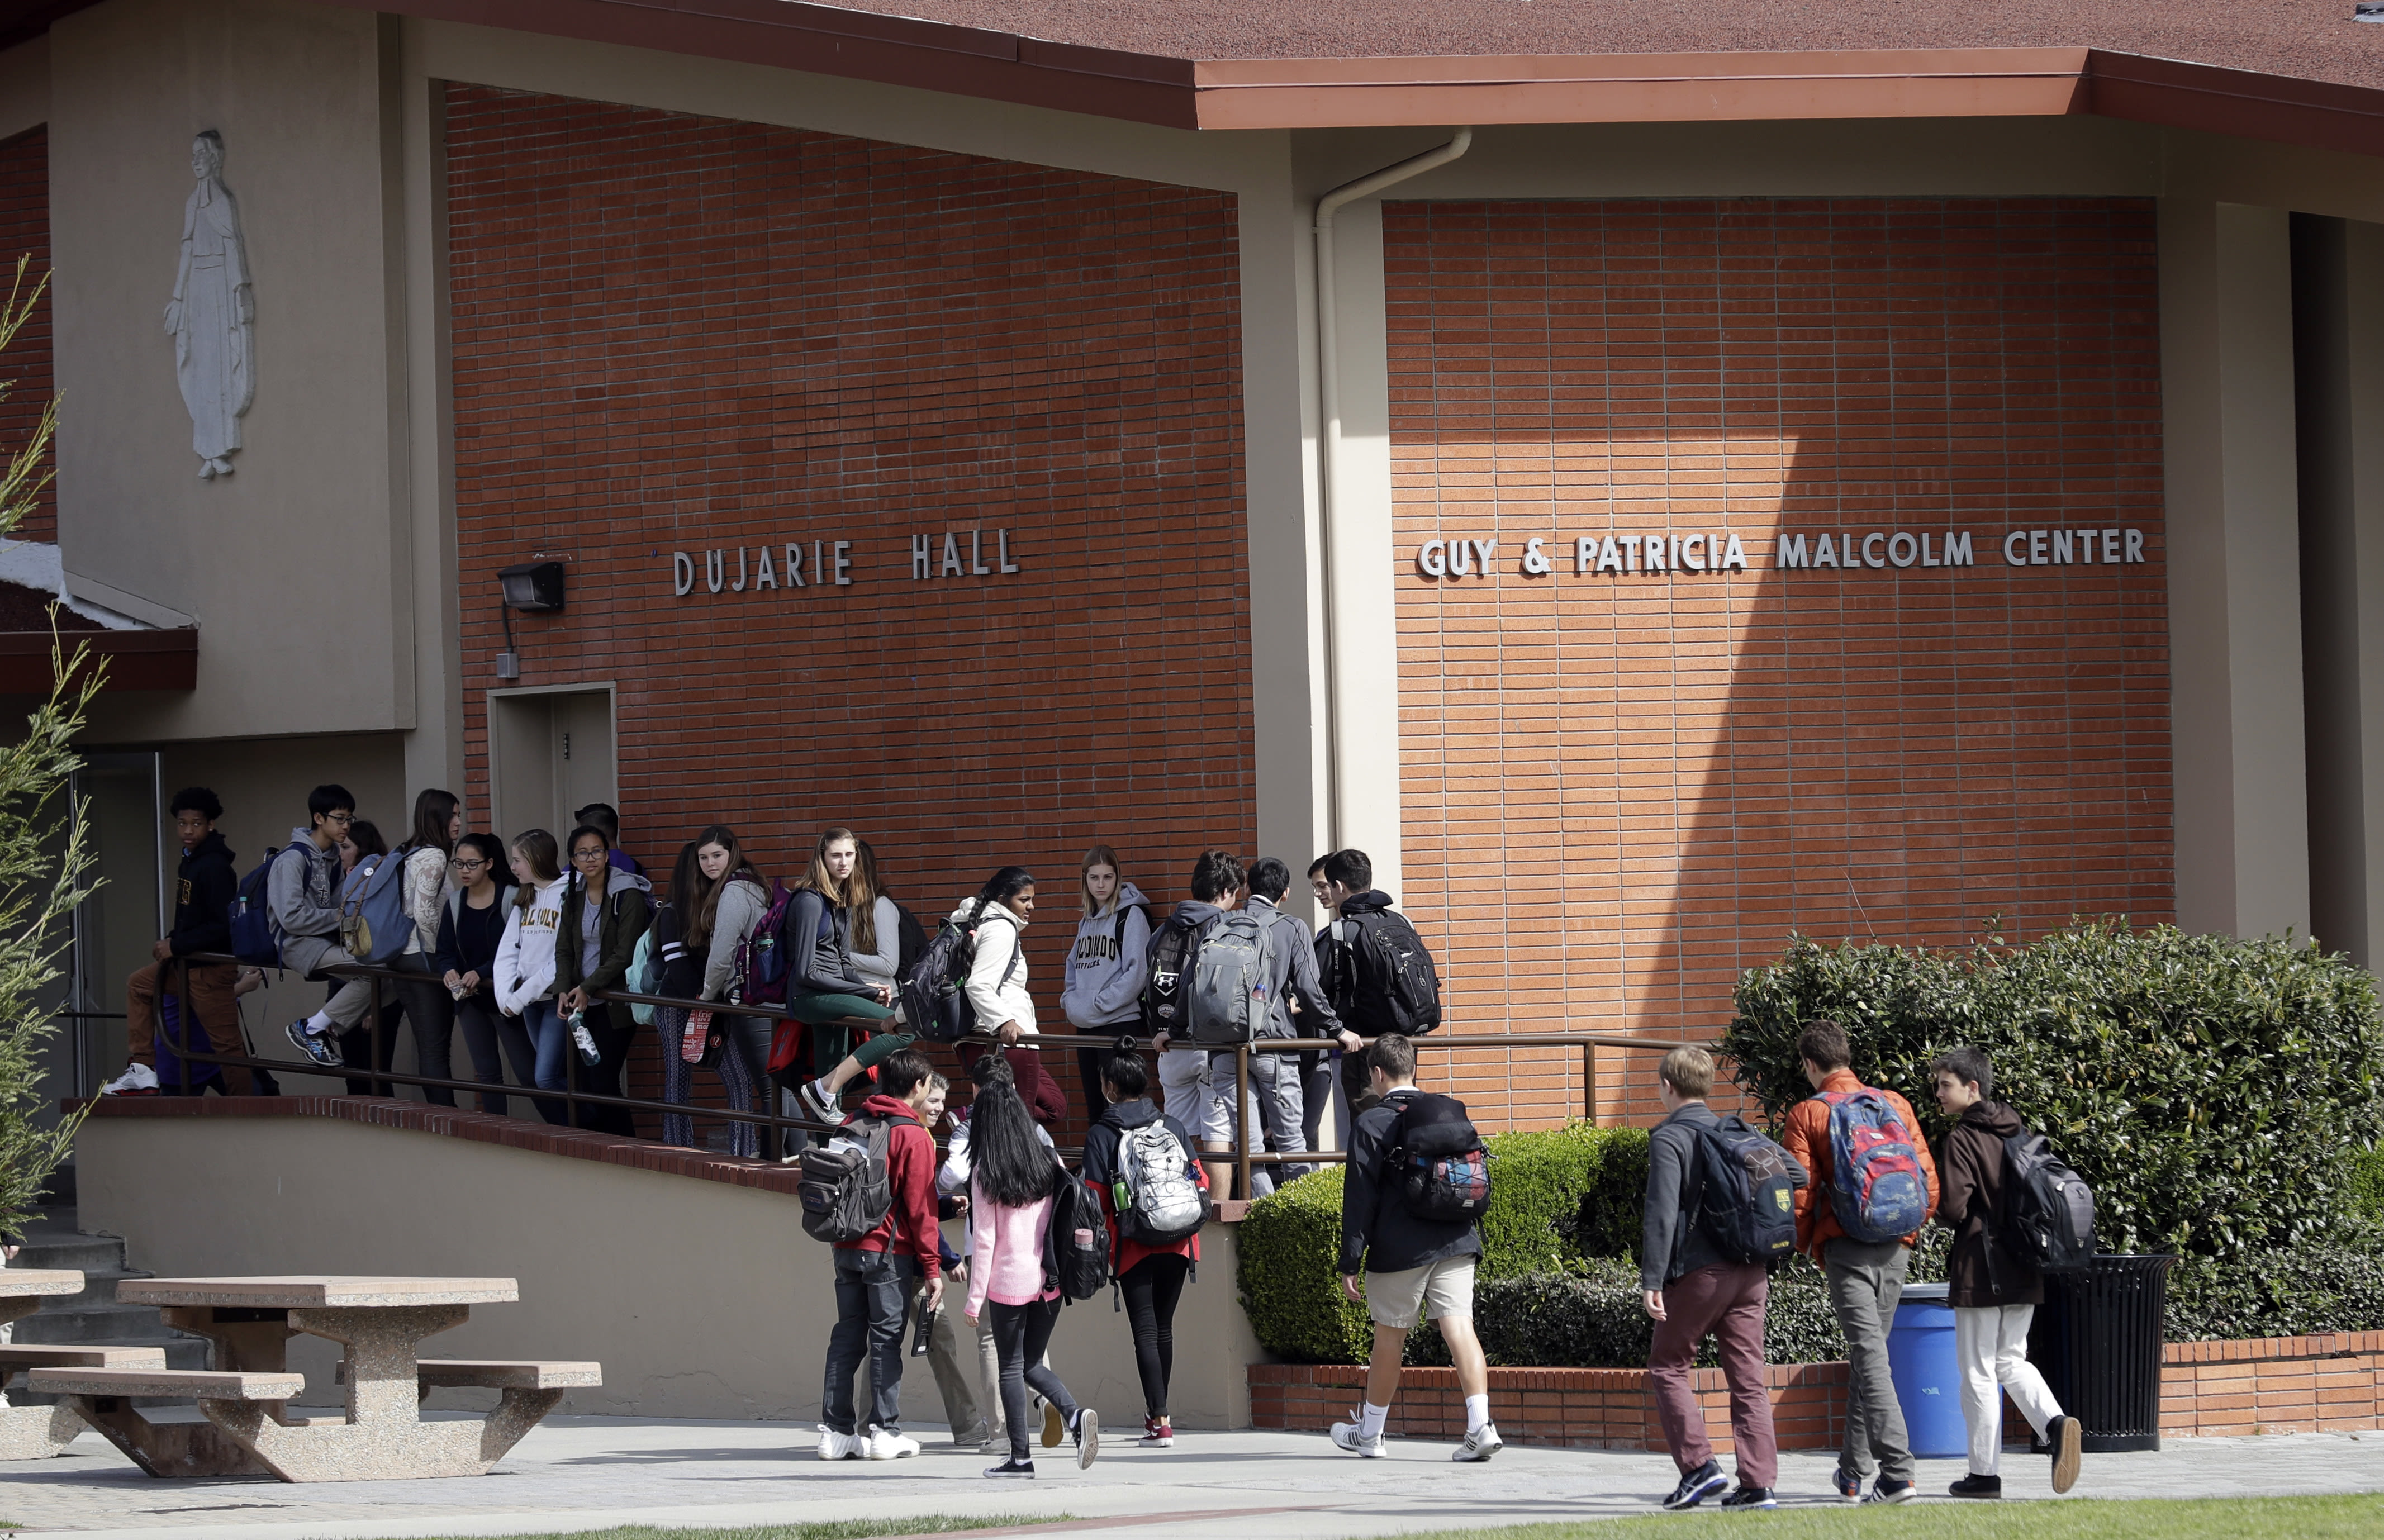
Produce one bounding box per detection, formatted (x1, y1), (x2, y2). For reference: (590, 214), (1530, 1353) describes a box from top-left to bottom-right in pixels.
(1779, 1019), (1938, 1504)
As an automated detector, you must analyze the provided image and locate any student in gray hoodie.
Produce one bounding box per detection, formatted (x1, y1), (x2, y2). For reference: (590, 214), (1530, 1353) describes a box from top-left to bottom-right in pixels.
(1060, 844), (1151, 1116)
(1210, 856), (1342, 1194)
(276, 784), (370, 1069)
(687, 824), (776, 1153)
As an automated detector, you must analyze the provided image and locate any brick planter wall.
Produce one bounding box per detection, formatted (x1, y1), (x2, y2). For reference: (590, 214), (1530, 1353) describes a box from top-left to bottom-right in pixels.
(1254, 1333), (2384, 1451)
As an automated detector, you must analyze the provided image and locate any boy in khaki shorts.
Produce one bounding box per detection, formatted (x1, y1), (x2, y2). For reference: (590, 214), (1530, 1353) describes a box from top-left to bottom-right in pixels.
(1328, 1034), (1500, 1462)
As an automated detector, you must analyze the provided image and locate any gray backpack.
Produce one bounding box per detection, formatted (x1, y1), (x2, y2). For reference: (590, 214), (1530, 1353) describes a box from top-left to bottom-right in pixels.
(1184, 909), (1277, 1044)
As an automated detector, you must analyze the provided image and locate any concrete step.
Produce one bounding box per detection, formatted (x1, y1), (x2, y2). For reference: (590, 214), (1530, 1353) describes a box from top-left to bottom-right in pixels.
(9, 1301), (179, 1345)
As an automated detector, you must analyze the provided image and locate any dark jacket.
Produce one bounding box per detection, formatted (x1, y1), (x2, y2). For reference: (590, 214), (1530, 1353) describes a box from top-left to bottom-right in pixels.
(167, 831), (238, 958)
(1338, 1085), (1483, 1276)
(649, 901), (702, 1000)
(553, 867), (653, 1000)
(1941, 1099), (2042, 1307)
(838, 1091), (941, 1281)
(787, 887), (870, 997)
(1314, 888), (1418, 1037)
(1082, 1096), (1207, 1275)
(1639, 1101), (1810, 1290)
(431, 881), (515, 982)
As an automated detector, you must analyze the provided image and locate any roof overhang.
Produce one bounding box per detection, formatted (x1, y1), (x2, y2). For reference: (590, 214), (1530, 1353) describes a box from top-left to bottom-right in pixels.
(322, 0), (2384, 159)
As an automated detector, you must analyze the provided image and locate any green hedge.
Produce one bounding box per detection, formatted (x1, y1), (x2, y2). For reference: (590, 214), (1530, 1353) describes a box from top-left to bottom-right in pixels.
(1725, 921), (2384, 1257)
(1236, 1123), (1649, 1365)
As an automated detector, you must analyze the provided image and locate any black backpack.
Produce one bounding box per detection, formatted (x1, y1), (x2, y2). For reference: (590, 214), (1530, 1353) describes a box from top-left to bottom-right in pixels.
(1998, 1129), (2096, 1276)
(1138, 911), (1204, 1038)
(1688, 1115), (1801, 1267)
(1384, 1092), (1490, 1223)
(897, 901), (1019, 1043)
(1043, 1166), (1111, 1303)
(797, 1111), (918, 1243)
(1328, 910), (1443, 1037)
(893, 902), (929, 982)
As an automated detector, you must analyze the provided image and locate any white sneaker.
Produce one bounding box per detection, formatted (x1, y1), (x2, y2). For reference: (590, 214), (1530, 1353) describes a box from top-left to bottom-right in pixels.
(1452, 1422), (1503, 1462)
(101, 1062), (160, 1096)
(815, 1425), (858, 1460)
(1330, 1421), (1386, 1459)
(862, 1425), (920, 1460)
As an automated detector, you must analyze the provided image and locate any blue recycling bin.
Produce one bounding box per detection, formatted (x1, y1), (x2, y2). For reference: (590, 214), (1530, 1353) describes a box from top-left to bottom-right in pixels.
(1887, 1281), (1967, 1458)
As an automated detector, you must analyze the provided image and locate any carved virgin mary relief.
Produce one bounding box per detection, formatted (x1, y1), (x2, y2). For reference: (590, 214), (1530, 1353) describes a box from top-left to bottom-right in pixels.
(164, 130), (253, 479)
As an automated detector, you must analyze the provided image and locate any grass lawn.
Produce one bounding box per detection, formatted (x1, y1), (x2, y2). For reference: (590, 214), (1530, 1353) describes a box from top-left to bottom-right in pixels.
(410, 1519), (1063, 1540)
(1401, 1493), (2384, 1539)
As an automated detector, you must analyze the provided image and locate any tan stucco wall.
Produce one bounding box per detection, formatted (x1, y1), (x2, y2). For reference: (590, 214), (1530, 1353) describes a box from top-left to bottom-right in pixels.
(46, 0), (414, 743)
(78, 1112), (1267, 1427)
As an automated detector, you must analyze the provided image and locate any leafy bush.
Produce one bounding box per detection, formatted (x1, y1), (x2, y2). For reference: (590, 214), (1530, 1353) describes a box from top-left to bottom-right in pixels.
(1237, 1123), (1650, 1363)
(2165, 1242), (2384, 1341)
(1727, 921), (2384, 1256)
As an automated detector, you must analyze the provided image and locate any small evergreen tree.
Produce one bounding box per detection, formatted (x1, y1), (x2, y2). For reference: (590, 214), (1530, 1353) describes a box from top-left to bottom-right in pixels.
(0, 255), (103, 1244)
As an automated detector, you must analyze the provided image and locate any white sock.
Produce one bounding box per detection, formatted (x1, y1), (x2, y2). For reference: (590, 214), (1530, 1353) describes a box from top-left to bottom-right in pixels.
(305, 1010), (333, 1035)
(1465, 1394), (1490, 1434)
(1357, 1401), (1388, 1440)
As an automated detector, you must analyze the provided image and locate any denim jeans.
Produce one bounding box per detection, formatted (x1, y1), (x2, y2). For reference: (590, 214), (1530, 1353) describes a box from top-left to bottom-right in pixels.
(821, 1247), (913, 1435)
(391, 952), (458, 1107)
(987, 1295), (1074, 1461)
(524, 998), (570, 1125)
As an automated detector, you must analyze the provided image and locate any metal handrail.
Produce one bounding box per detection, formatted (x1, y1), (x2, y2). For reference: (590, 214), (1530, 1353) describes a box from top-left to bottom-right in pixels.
(125, 950), (1694, 1199)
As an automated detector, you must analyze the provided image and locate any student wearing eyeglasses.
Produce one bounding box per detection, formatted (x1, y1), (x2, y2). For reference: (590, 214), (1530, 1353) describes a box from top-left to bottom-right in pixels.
(434, 833), (525, 1115)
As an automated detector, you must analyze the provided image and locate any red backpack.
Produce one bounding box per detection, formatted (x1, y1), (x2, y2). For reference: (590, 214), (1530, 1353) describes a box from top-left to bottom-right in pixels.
(1821, 1089), (1930, 1243)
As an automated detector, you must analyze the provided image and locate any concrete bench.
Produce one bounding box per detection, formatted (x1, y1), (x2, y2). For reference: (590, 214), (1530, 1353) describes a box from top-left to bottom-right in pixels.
(336, 1358), (602, 1392)
(25, 1366), (304, 1477)
(0, 1347), (167, 1460)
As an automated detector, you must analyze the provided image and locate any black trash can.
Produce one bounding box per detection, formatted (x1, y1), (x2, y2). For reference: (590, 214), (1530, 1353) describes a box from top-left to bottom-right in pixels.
(2027, 1253), (2176, 1452)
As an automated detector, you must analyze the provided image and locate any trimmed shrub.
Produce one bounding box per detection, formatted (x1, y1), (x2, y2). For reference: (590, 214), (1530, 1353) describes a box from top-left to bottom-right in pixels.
(1727, 921), (2384, 1256)
(1237, 1123), (1649, 1363)
(2166, 1242), (2384, 1341)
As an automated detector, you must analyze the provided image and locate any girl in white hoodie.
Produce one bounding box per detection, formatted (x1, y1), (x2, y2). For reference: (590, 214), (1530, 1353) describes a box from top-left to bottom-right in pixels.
(949, 866), (1067, 1124)
(1059, 844), (1151, 1119)
(492, 829), (568, 1125)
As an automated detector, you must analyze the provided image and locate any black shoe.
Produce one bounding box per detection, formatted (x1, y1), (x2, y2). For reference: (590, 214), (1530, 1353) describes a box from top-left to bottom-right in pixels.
(1720, 1485), (1777, 1509)
(1662, 1460), (1729, 1510)
(2048, 1413), (2082, 1494)
(1950, 1474), (2002, 1499)
(984, 1455), (1036, 1478)
(286, 1020), (343, 1068)
(1862, 1477), (1918, 1504)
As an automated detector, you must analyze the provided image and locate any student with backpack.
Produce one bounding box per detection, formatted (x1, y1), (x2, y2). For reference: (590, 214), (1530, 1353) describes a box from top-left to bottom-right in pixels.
(1329, 1033), (1500, 1463)
(1780, 1019), (1940, 1504)
(811, 1045), (944, 1462)
(939, 1052), (1062, 1450)
(1213, 856), (1339, 1194)
(388, 790), (464, 1107)
(686, 825), (778, 1153)
(783, 829), (913, 1127)
(944, 867), (1068, 1127)
(493, 830), (571, 1124)
(1144, 850), (1245, 1189)
(1080, 1039), (1207, 1448)
(433, 833), (528, 1116)
(573, 801), (644, 879)
(553, 823), (654, 1135)
(1061, 845), (1152, 1116)
(1931, 1047), (2084, 1500)
(653, 840), (761, 1157)
(105, 787), (251, 1097)
(963, 1057), (1099, 1477)
(1313, 849), (1442, 1132)
(271, 785), (372, 1070)
(1641, 1045), (1807, 1511)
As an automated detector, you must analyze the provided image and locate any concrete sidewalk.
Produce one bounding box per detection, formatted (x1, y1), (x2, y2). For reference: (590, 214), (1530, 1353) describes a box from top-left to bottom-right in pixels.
(7, 1417), (2383, 1540)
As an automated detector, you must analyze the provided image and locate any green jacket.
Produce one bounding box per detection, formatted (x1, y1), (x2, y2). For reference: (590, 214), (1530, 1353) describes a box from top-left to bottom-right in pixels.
(553, 867), (653, 1000)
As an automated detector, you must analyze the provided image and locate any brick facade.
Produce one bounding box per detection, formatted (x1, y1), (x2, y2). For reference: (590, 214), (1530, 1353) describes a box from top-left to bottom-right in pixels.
(1383, 199), (2169, 1125)
(444, 87), (1250, 1135)
(0, 126), (50, 545)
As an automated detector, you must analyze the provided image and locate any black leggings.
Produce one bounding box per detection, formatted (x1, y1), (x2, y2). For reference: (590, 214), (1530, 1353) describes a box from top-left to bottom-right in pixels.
(987, 1296), (1075, 1461)
(1119, 1253), (1190, 1419)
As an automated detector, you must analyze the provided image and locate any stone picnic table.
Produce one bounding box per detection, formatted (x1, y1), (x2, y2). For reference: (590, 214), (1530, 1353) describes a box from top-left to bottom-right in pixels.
(0, 1269), (136, 1461)
(26, 1275), (600, 1481)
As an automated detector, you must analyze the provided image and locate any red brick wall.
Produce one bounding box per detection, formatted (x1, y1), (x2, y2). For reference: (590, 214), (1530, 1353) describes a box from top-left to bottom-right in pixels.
(444, 87), (1250, 1137)
(1383, 199), (2169, 1127)
(0, 126), (51, 545)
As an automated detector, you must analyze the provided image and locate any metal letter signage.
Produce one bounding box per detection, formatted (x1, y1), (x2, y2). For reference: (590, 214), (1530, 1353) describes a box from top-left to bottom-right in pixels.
(1411, 527), (2143, 581)
(667, 529), (1025, 599)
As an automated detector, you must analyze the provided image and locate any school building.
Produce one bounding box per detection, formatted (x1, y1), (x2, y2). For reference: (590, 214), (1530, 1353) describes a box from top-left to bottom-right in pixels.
(10, 0), (2384, 1128)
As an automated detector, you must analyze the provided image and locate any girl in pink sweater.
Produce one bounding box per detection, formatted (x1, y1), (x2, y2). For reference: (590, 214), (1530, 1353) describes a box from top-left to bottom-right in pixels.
(963, 1058), (1098, 1477)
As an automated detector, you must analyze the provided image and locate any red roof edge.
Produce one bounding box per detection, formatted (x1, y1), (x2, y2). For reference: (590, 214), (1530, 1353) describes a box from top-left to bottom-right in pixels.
(2085, 49), (2384, 160)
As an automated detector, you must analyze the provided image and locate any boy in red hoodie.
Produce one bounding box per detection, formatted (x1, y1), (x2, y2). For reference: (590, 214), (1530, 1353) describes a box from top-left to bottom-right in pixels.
(819, 1047), (944, 1462)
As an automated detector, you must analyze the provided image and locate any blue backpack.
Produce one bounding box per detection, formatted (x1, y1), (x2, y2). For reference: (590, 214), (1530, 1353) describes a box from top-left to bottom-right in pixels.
(337, 847), (418, 967)
(1823, 1089), (1931, 1243)
(227, 842), (304, 967)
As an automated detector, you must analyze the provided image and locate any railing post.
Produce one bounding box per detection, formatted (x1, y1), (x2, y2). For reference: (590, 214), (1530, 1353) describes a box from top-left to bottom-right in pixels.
(1584, 1040), (1598, 1124)
(1236, 1043), (1253, 1202)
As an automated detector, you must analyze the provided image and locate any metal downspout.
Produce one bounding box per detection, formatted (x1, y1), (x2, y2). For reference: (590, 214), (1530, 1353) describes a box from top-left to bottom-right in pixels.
(1313, 126), (1473, 850)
